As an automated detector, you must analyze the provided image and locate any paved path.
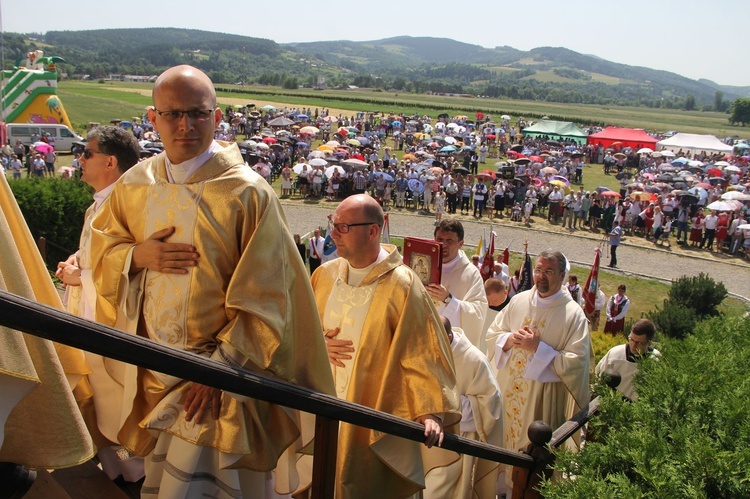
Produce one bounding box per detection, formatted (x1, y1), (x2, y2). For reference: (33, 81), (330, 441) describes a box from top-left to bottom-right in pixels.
(280, 202), (750, 303)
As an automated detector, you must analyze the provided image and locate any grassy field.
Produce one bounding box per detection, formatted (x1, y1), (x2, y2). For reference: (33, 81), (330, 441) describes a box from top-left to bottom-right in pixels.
(57, 80), (748, 139)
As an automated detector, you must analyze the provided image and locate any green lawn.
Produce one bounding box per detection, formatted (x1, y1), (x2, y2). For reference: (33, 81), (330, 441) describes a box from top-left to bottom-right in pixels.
(58, 80), (748, 139)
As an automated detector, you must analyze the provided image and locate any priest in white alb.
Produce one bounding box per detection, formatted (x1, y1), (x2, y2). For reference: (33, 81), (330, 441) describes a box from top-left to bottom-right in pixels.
(486, 250), (591, 494)
(427, 219), (487, 350)
(424, 317), (503, 499)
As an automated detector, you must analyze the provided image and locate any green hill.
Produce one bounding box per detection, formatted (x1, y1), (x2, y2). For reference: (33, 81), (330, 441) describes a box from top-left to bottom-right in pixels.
(4, 29), (745, 108)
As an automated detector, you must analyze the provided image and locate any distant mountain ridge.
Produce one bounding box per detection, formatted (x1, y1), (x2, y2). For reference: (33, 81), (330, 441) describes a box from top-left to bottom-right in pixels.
(5, 29), (747, 107)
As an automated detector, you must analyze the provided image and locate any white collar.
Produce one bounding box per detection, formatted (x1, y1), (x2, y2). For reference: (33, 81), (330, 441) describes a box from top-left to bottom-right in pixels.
(93, 182), (117, 210)
(442, 251), (463, 273)
(165, 140), (222, 184)
(531, 288), (563, 308)
(346, 247), (389, 286)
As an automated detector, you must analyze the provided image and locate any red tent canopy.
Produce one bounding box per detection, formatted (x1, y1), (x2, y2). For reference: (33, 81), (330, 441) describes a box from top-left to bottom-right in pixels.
(587, 127), (659, 150)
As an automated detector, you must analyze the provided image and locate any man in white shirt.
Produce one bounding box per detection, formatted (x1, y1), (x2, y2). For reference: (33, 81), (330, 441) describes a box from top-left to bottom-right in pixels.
(427, 219), (488, 349)
(701, 210), (719, 251)
(547, 185), (563, 222)
(308, 227), (325, 274)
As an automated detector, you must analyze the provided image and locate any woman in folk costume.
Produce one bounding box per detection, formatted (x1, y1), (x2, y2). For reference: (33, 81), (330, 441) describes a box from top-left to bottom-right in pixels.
(604, 284), (631, 335)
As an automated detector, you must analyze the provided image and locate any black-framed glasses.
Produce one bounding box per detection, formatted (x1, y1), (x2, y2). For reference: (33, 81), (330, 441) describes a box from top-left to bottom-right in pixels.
(628, 336), (650, 347)
(82, 148), (105, 159)
(332, 222), (377, 234)
(154, 108), (215, 122)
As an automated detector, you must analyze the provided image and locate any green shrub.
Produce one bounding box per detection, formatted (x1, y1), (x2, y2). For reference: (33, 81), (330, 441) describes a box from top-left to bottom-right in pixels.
(8, 177), (92, 267)
(647, 299), (698, 340)
(543, 315), (750, 498)
(667, 272), (728, 319)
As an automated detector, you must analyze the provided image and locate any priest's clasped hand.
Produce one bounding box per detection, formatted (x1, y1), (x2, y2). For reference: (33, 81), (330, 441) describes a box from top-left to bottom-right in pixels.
(131, 226), (200, 274)
(324, 327), (354, 367)
(510, 326), (540, 353)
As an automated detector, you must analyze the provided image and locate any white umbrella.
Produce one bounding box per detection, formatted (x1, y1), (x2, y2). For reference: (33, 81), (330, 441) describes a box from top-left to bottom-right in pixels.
(300, 126), (320, 135)
(255, 142), (270, 150)
(444, 136), (457, 144)
(309, 158), (328, 167)
(326, 140), (342, 148)
(308, 150), (327, 159)
(501, 115), (511, 120)
(724, 165), (741, 172)
(714, 161), (731, 167)
(637, 147), (654, 155)
(660, 150), (676, 158)
(261, 104), (276, 111)
(705, 200), (736, 212)
(721, 191), (750, 201)
(687, 160), (704, 167)
(325, 165), (345, 178)
(341, 158), (369, 168)
(737, 223), (750, 230)
(293, 163), (311, 174)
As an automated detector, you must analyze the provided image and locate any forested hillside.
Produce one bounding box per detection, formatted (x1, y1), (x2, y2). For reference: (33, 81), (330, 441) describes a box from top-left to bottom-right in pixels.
(4, 29), (748, 108)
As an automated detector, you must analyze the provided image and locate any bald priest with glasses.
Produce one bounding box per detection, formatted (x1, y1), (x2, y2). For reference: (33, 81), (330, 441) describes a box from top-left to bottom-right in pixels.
(311, 194), (461, 498)
(89, 65), (334, 497)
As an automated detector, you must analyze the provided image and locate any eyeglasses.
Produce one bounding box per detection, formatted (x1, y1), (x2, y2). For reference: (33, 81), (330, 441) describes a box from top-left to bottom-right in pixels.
(153, 108), (215, 122)
(533, 268), (558, 277)
(628, 336), (650, 347)
(332, 222), (377, 234)
(82, 148), (106, 159)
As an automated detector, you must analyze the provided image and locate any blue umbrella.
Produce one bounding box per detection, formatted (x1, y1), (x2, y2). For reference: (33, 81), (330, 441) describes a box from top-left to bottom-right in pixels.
(296, 114), (309, 119)
(391, 121), (402, 127)
(408, 179), (425, 194)
(671, 157), (688, 165)
(373, 172), (394, 182)
(440, 145), (457, 153)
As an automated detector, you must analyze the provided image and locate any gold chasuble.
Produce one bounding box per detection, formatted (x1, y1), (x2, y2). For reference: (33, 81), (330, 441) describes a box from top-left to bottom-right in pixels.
(312, 245), (461, 499)
(0, 175), (94, 468)
(88, 143), (334, 486)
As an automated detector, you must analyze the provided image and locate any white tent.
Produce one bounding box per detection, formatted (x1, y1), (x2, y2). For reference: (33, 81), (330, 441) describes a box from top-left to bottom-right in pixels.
(656, 133), (733, 154)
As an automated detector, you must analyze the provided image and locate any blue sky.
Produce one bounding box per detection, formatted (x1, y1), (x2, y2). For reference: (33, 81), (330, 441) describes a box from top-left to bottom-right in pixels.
(2, 0), (748, 87)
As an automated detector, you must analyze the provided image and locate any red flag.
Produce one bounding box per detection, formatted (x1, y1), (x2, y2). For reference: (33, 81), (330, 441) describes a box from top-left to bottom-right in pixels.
(480, 231), (495, 281)
(582, 248), (601, 315)
(502, 246), (510, 266)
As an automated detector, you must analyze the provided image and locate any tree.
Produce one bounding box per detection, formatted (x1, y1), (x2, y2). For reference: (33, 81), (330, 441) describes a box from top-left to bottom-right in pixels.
(715, 90), (727, 112)
(729, 98), (750, 126)
(684, 94), (696, 111)
(667, 272), (727, 319)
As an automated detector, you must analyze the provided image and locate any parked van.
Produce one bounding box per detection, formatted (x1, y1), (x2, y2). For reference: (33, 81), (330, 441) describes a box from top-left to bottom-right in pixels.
(4, 123), (84, 153)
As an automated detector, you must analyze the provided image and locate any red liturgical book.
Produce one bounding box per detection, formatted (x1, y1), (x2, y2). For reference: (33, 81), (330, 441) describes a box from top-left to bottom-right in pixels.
(403, 237), (442, 286)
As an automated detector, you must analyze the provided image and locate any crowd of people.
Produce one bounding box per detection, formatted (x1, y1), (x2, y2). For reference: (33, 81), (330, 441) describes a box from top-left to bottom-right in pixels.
(2, 64), (747, 498)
